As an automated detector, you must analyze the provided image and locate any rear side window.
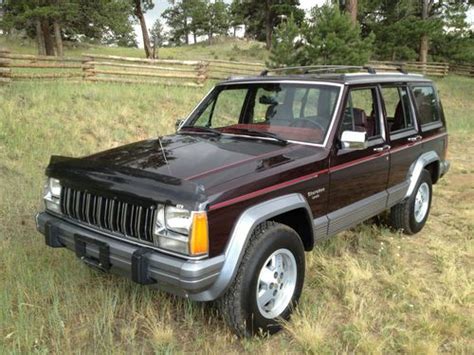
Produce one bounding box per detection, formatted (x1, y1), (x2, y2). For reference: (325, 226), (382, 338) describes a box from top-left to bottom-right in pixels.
(412, 86), (441, 125)
(381, 86), (415, 132)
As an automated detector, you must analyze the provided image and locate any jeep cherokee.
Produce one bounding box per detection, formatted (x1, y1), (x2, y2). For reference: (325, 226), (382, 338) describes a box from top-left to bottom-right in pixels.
(36, 67), (450, 337)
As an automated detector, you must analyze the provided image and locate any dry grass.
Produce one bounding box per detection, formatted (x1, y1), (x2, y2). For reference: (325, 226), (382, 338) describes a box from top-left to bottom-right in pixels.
(0, 75), (473, 353)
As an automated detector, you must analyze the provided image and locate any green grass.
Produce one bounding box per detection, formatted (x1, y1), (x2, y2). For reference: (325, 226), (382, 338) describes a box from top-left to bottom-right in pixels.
(0, 65), (473, 352)
(0, 35), (268, 62)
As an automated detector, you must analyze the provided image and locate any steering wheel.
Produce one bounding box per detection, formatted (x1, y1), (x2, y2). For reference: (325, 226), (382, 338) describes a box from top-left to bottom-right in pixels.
(289, 118), (325, 131)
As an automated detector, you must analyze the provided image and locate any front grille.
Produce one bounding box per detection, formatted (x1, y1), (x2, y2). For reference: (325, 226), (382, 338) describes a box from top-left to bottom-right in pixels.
(60, 186), (155, 243)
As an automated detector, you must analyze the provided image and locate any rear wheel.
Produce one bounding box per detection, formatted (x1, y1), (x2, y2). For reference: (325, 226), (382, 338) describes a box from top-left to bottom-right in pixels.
(218, 221), (305, 337)
(390, 169), (432, 235)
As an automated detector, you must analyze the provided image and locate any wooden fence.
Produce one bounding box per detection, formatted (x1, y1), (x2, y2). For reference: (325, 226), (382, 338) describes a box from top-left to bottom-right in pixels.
(368, 60), (450, 76)
(207, 59), (265, 79)
(0, 49), (208, 87)
(450, 63), (474, 78)
(82, 54), (208, 87)
(1, 48), (473, 86)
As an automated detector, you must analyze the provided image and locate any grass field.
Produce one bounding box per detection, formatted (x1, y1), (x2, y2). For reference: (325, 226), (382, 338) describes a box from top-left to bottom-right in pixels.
(0, 36), (268, 62)
(0, 73), (473, 353)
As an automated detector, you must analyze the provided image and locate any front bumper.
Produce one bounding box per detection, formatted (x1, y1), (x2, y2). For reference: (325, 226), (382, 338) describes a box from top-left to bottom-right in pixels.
(36, 212), (225, 301)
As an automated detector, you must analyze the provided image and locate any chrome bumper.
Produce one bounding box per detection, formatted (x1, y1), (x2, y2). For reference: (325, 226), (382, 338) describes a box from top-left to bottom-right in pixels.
(35, 212), (225, 301)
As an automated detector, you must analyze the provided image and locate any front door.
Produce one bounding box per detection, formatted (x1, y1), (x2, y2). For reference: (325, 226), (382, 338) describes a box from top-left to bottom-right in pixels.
(327, 86), (390, 235)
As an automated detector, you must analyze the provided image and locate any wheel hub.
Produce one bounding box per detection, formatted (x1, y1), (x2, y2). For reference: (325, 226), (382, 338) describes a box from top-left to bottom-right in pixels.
(256, 248), (297, 319)
(414, 182), (430, 223)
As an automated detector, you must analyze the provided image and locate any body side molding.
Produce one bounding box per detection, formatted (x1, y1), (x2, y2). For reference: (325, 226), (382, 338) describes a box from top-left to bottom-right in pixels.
(405, 151), (440, 198)
(194, 193), (313, 301)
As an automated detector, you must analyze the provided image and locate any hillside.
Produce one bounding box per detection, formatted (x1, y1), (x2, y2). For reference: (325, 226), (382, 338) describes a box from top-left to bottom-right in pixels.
(0, 35), (269, 62)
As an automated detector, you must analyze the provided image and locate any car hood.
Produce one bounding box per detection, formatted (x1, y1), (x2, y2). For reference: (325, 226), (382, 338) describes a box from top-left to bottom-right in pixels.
(85, 133), (326, 192)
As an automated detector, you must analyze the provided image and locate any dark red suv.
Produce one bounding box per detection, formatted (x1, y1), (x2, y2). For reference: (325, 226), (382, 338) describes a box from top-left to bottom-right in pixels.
(36, 67), (450, 337)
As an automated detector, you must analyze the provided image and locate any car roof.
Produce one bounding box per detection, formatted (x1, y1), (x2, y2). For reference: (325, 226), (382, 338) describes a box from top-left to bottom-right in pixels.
(218, 72), (433, 86)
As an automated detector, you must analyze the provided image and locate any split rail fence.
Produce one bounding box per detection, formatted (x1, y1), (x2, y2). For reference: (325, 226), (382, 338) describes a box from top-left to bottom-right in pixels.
(206, 59), (265, 79)
(449, 63), (474, 78)
(368, 61), (450, 76)
(1, 48), (473, 87)
(0, 49), (209, 87)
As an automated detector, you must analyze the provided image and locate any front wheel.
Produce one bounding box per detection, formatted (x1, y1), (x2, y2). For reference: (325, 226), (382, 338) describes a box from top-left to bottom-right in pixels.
(218, 221), (305, 337)
(390, 169), (432, 235)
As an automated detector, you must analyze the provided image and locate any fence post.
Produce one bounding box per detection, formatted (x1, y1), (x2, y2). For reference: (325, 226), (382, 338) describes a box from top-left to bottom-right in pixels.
(0, 48), (12, 84)
(196, 61), (209, 85)
(421, 61), (427, 75)
(444, 63), (449, 77)
(82, 55), (95, 81)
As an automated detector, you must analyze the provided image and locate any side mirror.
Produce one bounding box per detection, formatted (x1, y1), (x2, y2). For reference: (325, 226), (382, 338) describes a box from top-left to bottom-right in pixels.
(340, 130), (368, 150)
(175, 119), (185, 130)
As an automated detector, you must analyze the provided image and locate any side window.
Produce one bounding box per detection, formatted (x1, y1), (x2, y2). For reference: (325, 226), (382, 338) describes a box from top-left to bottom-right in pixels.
(412, 86), (441, 125)
(381, 86), (415, 132)
(342, 88), (381, 139)
(195, 88), (247, 128)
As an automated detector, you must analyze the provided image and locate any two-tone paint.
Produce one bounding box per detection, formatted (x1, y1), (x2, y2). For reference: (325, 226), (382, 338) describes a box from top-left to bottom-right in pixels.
(38, 73), (449, 300)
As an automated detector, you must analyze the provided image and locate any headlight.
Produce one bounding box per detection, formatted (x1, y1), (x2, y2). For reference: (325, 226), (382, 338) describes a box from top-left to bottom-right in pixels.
(43, 178), (62, 214)
(153, 205), (208, 256)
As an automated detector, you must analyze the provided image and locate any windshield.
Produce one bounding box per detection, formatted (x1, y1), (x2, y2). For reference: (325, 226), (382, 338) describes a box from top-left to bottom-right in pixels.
(184, 83), (341, 145)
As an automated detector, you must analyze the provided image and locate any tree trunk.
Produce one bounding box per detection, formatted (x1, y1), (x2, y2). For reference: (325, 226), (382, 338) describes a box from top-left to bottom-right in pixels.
(419, 34), (428, 63)
(265, 1), (272, 50)
(208, 32), (213, 45)
(53, 21), (63, 57)
(184, 17), (189, 45)
(345, 0), (358, 25)
(193, 32), (197, 44)
(152, 36), (159, 59)
(134, 0), (153, 58)
(35, 20), (46, 55)
(419, 0), (429, 63)
(233, 26), (237, 37)
(41, 19), (55, 56)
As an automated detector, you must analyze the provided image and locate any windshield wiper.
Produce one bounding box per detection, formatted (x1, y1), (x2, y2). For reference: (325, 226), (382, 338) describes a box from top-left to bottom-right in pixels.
(223, 127), (288, 145)
(179, 125), (222, 136)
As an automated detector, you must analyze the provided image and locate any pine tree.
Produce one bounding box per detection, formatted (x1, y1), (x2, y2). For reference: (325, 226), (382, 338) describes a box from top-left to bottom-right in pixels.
(206, 0), (229, 44)
(235, 0), (304, 49)
(267, 15), (303, 68)
(303, 4), (374, 65)
(150, 19), (166, 58)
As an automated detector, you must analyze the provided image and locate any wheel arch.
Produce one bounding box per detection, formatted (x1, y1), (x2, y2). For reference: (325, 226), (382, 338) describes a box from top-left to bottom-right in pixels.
(196, 193), (314, 301)
(405, 151), (440, 198)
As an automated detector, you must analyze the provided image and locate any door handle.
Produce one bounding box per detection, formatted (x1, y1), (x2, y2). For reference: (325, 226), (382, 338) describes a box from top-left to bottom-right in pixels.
(408, 135), (422, 142)
(373, 144), (391, 152)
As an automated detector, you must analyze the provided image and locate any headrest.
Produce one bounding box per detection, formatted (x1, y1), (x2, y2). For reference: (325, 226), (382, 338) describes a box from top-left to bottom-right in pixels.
(353, 108), (367, 128)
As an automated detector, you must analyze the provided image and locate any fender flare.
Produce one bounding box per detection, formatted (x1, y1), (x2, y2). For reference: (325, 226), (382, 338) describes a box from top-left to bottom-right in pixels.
(405, 151), (440, 198)
(192, 193), (313, 301)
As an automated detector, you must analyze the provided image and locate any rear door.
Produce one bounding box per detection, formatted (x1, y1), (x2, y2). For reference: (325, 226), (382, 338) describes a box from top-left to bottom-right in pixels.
(410, 84), (448, 162)
(380, 84), (423, 206)
(327, 86), (390, 235)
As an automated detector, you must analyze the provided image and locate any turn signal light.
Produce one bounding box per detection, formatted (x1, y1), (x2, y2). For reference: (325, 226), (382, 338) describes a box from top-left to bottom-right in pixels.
(189, 212), (209, 256)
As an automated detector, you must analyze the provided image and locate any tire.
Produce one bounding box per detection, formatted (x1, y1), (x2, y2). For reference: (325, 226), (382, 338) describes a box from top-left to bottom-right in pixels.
(390, 169), (432, 235)
(218, 221), (305, 337)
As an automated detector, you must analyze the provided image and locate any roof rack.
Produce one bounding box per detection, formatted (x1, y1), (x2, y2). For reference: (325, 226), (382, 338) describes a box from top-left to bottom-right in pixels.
(260, 64), (408, 76)
(381, 62), (408, 74)
(260, 65), (375, 76)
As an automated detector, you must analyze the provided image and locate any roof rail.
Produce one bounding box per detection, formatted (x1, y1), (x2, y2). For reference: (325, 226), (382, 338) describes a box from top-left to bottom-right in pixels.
(260, 65), (378, 76)
(391, 63), (408, 74)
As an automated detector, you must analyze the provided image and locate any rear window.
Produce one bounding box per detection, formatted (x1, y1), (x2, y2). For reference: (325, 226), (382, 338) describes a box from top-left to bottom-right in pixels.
(412, 86), (441, 126)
